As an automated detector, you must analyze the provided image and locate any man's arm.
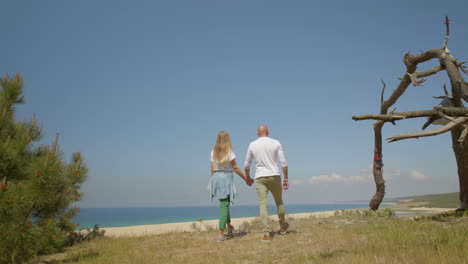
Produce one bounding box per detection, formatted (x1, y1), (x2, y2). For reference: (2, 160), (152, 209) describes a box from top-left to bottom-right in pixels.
(244, 145), (254, 184)
(245, 168), (251, 179)
(278, 143), (288, 189)
(277, 143), (287, 168)
(245, 168), (253, 186)
(282, 166), (288, 190)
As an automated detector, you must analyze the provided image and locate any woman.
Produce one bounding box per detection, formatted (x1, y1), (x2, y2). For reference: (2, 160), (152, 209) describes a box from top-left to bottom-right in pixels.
(209, 131), (252, 242)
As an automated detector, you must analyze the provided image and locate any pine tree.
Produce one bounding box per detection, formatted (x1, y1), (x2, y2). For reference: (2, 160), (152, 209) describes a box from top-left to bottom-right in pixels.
(0, 73), (88, 264)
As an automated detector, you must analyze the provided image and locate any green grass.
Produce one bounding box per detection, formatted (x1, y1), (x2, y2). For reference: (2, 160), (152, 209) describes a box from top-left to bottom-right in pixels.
(36, 210), (468, 264)
(409, 192), (459, 208)
(388, 192), (459, 208)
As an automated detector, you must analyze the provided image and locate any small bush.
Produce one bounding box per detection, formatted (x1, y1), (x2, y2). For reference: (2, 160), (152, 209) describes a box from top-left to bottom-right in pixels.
(64, 224), (105, 247)
(377, 207), (396, 218)
(332, 208), (396, 219)
(190, 221), (202, 232)
(239, 217), (263, 232)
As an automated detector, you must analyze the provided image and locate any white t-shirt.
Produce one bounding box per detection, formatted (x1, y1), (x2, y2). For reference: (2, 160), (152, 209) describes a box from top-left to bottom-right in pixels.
(244, 137), (287, 178)
(211, 150), (236, 172)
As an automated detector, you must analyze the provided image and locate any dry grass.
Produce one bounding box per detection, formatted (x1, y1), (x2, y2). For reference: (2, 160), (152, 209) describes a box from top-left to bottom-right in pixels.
(37, 210), (467, 264)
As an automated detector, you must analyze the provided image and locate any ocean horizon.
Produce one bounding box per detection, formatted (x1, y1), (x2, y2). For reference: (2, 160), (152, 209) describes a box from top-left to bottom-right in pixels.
(74, 203), (390, 229)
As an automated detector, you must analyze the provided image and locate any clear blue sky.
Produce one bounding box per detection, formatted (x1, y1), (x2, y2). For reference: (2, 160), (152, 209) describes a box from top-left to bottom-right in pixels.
(2, 0), (467, 207)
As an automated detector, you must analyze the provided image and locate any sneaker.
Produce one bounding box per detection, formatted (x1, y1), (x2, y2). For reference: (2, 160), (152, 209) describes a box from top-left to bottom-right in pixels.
(279, 223), (289, 235)
(261, 235), (272, 243)
(218, 234), (228, 242)
(227, 225), (234, 236)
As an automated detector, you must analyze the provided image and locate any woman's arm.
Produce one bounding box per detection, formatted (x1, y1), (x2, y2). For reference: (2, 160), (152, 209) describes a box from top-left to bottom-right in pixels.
(230, 159), (252, 185)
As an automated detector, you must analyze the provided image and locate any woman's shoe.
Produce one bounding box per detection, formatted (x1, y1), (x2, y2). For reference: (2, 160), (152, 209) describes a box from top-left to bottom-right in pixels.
(218, 234), (228, 242)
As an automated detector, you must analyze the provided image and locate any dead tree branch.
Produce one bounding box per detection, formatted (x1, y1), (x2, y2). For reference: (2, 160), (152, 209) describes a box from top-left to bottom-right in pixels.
(442, 57), (468, 103)
(380, 80), (386, 105)
(434, 106), (467, 115)
(352, 107), (468, 121)
(415, 65), (445, 78)
(366, 49), (447, 211)
(353, 16), (468, 210)
(406, 72), (427, 86)
(442, 16), (450, 50)
(386, 117), (468, 142)
(459, 127), (468, 144)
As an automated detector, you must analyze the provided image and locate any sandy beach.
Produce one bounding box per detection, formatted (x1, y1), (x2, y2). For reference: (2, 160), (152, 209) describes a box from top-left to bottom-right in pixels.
(101, 210), (337, 237)
(98, 206), (456, 237)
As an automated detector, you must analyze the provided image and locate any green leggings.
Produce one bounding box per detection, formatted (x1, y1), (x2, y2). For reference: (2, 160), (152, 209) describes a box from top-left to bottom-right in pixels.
(219, 196), (231, 230)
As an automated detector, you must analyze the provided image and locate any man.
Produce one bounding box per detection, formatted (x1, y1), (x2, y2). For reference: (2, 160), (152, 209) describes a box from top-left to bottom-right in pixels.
(244, 125), (289, 242)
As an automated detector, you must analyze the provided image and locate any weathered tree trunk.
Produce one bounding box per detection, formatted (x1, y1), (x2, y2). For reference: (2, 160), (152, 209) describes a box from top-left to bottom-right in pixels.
(368, 52), (442, 210)
(443, 57), (468, 210)
(450, 126), (468, 209)
(370, 121), (385, 210)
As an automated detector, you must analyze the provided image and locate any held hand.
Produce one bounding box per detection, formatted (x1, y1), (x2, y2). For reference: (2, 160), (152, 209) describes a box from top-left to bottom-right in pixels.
(282, 180), (289, 190)
(246, 178), (254, 187)
(245, 179), (251, 186)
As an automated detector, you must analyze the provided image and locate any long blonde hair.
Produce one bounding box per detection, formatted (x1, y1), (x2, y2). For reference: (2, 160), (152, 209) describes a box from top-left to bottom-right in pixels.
(213, 131), (232, 164)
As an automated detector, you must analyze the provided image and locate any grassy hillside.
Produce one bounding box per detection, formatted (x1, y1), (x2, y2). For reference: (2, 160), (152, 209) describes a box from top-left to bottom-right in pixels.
(385, 192), (459, 208)
(36, 210), (467, 264)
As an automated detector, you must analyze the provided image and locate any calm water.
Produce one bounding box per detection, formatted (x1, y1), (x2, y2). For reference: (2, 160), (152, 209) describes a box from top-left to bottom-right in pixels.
(74, 203), (388, 229)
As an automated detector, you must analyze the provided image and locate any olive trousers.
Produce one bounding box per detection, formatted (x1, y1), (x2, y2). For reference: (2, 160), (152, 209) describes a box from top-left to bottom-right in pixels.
(255, 176), (286, 236)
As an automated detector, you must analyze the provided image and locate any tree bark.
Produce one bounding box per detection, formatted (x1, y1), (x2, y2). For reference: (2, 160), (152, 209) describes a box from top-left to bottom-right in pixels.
(386, 117), (468, 142)
(367, 50), (445, 210)
(352, 107), (468, 121)
(370, 121), (385, 210)
(450, 125), (468, 209)
(442, 56), (468, 210)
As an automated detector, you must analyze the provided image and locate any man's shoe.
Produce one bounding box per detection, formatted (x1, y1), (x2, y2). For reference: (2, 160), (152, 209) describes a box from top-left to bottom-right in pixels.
(261, 235), (272, 242)
(279, 223), (289, 235)
(227, 225), (234, 236)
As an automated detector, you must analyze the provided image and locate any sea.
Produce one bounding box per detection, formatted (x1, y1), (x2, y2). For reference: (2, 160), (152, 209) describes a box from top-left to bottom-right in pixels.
(73, 203), (390, 229)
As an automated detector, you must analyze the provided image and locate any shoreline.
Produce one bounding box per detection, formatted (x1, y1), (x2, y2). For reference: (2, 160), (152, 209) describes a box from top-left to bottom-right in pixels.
(98, 206), (455, 237)
(77, 203), (391, 231)
(100, 210), (337, 237)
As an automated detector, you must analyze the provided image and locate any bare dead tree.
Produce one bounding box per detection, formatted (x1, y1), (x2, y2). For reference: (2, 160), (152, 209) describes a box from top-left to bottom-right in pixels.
(352, 17), (468, 211)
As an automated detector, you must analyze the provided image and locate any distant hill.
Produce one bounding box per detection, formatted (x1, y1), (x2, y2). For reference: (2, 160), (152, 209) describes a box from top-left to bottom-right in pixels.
(383, 192), (459, 208)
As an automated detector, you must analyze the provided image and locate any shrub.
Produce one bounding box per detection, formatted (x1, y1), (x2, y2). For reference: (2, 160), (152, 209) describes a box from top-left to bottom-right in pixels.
(0, 73), (88, 264)
(64, 225), (106, 247)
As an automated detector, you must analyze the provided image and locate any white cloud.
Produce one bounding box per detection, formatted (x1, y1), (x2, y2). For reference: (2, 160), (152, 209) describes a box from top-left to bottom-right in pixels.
(409, 170), (427, 180)
(290, 165), (402, 185)
(290, 180), (305, 185)
(308, 173), (348, 184)
(360, 164), (401, 180)
(349, 175), (370, 182)
(306, 172), (374, 185)
(383, 168), (401, 180)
